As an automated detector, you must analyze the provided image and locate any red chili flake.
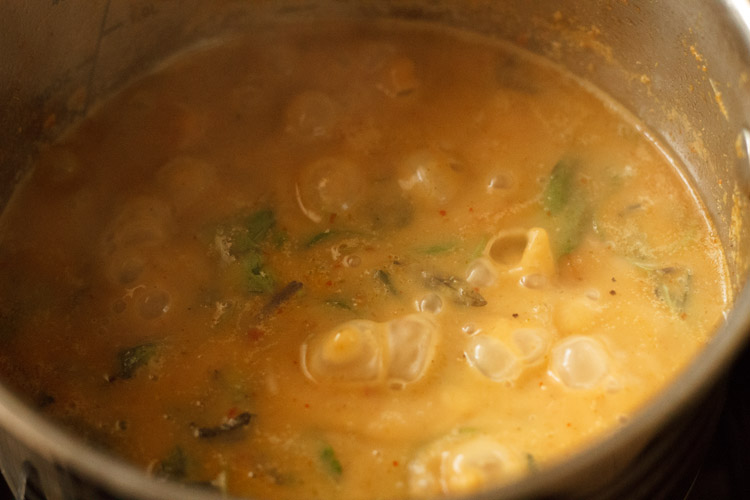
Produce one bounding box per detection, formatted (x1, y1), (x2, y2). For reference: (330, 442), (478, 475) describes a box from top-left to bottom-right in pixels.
(567, 422), (572, 427)
(326, 280), (333, 287)
(304, 403), (310, 409)
(468, 207), (474, 212)
(43, 113), (56, 129)
(329, 213), (337, 223)
(227, 407), (239, 419)
(393, 460), (399, 467)
(439, 210), (446, 216)
(247, 327), (265, 341)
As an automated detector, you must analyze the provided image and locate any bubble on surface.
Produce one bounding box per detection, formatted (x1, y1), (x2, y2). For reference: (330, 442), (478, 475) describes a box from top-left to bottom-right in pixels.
(285, 90), (340, 138)
(485, 227), (555, 280)
(409, 433), (522, 496)
(519, 273), (547, 289)
(466, 334), (520, 382)
(302, 314), (437, 386)
(549, 336), (609, 389)
(398, 149), (461, 206)
(554, 294), (603, 335)
(387, 315), (436, 384)
(101, 198), (173, 255)
(466, 258), (497, 287)
(106, 254), (145, 285)
(442, 438), (519, 493)
(461, 323), (480, 336)
(139, 288), (171, 319)
(512, 328), (549, 364)
(376, 56), (420, 97)
(303, 320), (382, 383)
(417, 293), (443, 314)
(486, 171), (515, 192)
(487, 229), (527, 268)
(296, 157), (365, 222)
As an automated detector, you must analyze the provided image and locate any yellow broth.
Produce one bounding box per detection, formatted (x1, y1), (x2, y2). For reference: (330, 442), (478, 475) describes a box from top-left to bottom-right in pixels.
(0, 21), (730, 500)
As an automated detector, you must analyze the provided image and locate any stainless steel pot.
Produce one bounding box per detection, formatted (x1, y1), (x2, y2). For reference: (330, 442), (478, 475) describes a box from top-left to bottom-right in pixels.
(1, 1), (749, 499)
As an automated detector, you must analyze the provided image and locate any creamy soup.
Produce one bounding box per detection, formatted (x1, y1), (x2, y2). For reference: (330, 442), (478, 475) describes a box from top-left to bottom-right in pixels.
(0, 20), (730, 500)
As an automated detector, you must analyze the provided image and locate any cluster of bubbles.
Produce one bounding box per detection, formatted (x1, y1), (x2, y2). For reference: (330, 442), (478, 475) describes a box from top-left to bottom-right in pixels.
(301, 314), (437, 388)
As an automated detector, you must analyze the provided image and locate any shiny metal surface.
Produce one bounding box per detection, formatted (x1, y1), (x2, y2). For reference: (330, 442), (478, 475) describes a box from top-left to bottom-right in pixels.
(0, 1), (749, 499)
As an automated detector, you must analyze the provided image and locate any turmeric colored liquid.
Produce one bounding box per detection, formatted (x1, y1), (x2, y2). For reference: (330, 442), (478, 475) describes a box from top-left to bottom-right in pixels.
(0, 21), (729, 500)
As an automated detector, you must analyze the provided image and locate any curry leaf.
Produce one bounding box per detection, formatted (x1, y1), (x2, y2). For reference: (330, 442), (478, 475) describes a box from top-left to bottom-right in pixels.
(651, 266), (692, 313)
(230, 209), (276, 255)
(244, 209), (275, 243)
(154, 446), (188, 479)
(542, 157), (589, 256)
(242, 251), (274, 293)
(375, 270), (399, 295)
(544, 158), (576, 215)
(423, 273), (486, 307)
(325, 297), (356, 311)
(420, 242), (458, 255)
(193, 411), (254, 439)
(116, 343), (157, 380)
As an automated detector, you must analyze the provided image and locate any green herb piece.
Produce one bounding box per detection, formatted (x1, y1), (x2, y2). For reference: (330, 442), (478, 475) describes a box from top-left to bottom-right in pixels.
(423, 273), (486, 307)
(304, 229), (363, 248)
(244, 209), (275, 241)
(375, 270), (399, 295)
(320, 445), (343, 478)
(651, 266), (692, 313)
(242, 251), (274, 294)
(193, 411), (254, 439)
(306, 230), (340, 247)
(468, 235), (490, 261)
(420, 242), (458, 255)
(222, 208), (277, 256)
(154, 446), (187, 479)
(542, 158), (589, 256)
(325, 297), (356, 311)
(116, 343), (157, 380)
(544, 159), (576, 215)
(554, 200), (588, 256)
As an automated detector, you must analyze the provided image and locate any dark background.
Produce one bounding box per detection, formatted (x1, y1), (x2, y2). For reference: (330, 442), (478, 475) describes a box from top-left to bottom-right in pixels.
(0, 344), (748, 500)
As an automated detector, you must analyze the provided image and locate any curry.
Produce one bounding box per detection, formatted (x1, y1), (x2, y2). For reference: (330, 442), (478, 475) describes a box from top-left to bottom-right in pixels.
(0, 21), (730, 500)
